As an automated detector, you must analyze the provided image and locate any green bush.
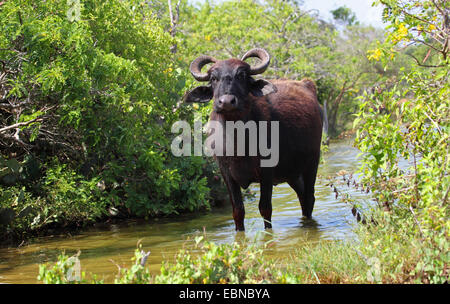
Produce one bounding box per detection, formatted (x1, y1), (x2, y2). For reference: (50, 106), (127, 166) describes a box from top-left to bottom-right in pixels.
(0, 0), (211, 240)
(354, 66), (449, 283)
(353, 0), (449, 283)
(155, 237), (367, 284)
(0, 159), (112, 240)
(155, 236), (274, 284)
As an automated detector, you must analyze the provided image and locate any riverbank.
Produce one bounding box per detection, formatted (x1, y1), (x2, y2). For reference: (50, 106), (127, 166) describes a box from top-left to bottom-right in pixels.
(0, 159), (222, 247)
(38, 236), (370, 284)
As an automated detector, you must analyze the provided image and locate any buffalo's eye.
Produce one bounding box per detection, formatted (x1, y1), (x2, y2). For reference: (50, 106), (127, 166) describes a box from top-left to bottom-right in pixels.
(236, 72), (246, 80)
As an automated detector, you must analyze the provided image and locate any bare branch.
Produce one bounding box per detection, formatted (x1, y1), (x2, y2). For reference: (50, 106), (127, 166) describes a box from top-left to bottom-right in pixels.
(443, 183), (450, 206)
(409, 205), (425, 238)
(431, 0), (446, 18)
(168, 0), (181, 53)
(405, 52), (446, 68)
(0, 117), (43, 134)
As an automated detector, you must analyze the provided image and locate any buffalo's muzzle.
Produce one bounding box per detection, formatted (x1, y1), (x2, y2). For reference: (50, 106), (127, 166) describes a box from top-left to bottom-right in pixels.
(217, 94), (237, 112)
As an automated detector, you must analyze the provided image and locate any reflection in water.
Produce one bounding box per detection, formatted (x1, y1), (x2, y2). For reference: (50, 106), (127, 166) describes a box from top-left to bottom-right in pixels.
(0, 138), (369, 283)
(299, 217), (320, 229)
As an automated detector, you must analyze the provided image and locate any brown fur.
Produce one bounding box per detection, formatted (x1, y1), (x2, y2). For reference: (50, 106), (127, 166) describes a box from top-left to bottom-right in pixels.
(185, 58), (323, 231)
(211, 79), (322, 230)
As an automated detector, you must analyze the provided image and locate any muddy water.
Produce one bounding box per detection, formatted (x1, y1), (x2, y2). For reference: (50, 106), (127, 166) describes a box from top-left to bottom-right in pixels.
(0, 138), (369, 283)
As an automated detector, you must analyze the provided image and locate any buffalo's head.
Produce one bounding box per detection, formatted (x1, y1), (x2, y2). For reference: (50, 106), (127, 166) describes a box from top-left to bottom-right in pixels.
(183, 48), (277, 113)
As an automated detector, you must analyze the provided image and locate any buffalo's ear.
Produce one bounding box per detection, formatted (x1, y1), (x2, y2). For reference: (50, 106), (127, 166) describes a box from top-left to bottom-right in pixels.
(183, 85), (213, 103)
(250, 79), (277, 97)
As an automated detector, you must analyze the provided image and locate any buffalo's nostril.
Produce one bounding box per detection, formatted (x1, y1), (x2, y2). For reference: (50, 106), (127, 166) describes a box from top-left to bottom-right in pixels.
(217, 95), (237, 111)
(219, 95), (236, 104)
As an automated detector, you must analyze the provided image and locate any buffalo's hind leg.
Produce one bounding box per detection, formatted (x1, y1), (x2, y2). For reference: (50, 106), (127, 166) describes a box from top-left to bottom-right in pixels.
(303, 158), (320, 218)
(288, 171), (317, 218)
(288, 175), (308, 217)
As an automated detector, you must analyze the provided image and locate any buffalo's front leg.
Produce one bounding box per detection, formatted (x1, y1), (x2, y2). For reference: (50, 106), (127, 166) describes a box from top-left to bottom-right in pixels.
(259, 168), (273, 229)
(221, 170), (245, 231)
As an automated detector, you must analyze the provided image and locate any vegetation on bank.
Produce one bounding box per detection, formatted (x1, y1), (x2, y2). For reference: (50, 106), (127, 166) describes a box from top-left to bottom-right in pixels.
(38, 236), (371, 284)
(353, 0), (449, 283)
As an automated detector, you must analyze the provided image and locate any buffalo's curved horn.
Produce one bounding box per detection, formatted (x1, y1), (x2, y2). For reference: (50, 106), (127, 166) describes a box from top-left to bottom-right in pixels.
(241, 48), (270, 75)
(190, 55), (217, 81)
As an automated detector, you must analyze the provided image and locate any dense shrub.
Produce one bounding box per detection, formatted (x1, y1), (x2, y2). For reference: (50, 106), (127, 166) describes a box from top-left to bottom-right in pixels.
(354, 0), (449, 283)
(0, 0), (210, 240)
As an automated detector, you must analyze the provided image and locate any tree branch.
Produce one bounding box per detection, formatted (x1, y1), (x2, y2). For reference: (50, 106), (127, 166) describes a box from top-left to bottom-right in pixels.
(405, 52), (446, 68)
(168, 0), (180, 53)
(0, 117), (43, 134)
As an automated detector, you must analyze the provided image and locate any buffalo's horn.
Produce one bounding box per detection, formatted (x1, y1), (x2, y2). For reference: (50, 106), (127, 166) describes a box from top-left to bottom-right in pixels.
(241, 48), (270, 75)
(190, 55), (217, 81)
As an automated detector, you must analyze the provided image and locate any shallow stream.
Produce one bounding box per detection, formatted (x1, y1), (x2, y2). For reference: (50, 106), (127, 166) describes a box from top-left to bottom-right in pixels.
(0, 138), (370, 283)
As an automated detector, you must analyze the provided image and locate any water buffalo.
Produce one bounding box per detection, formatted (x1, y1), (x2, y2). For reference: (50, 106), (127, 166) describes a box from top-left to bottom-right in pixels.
(184, 48), (323, 231)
